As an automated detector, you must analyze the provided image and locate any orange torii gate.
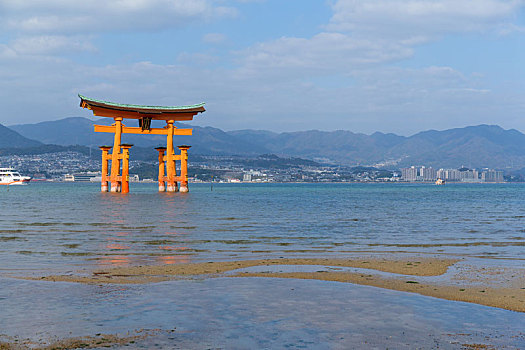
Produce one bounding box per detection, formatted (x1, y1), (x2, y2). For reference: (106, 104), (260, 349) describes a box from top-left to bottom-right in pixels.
(79, 94), (205, 193)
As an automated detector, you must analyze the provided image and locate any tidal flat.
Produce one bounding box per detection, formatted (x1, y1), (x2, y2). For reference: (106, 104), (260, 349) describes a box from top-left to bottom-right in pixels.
(1, 182), (524, 348)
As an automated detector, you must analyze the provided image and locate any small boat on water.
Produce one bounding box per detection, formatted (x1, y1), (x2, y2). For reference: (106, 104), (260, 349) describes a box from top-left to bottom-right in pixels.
(435, 178), (445, 185)
(0, 168), (31, 185)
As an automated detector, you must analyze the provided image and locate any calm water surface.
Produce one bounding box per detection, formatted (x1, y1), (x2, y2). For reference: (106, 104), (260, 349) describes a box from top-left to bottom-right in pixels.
(0, 182), (524, 274)
(1, 182), (524, 348)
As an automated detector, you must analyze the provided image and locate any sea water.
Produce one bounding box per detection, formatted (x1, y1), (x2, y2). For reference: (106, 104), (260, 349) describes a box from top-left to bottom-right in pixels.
(0, 182), (524, 348)
(0, 182), (523, 274)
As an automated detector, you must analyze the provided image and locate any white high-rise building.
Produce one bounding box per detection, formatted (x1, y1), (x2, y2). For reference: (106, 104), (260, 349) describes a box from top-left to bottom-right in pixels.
(436, 169), (461, 181)
(481, 170), (504, 182)
(420, 166), (437, 181)
(460, 169), (479, 182)
(401, 166), (418, 181)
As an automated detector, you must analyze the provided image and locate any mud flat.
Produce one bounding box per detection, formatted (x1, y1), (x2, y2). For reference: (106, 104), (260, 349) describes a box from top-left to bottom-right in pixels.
(22, 256), (525, 312)
(0, 332), (149, 350)
(235, 271), (525, 312)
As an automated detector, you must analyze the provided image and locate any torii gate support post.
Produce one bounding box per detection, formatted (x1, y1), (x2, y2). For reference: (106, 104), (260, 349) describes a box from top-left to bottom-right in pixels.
(178, 145), (191, 192)
(99, 146), (112, 192)
(110, 117), (123, 192)
(155, 147), (167, 192)
(120, 144), (133, 194)
(165, 120), (178, 192)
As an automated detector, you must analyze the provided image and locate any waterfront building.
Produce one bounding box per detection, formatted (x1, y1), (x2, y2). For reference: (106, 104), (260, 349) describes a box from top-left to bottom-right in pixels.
(460, 169), (479, 182)
(401, 166), (436, 181)
(437, 169), (461, 181)
(481, 170), (504, 182)
(401, 166), (418, 181)
(420, 166), (437, 181)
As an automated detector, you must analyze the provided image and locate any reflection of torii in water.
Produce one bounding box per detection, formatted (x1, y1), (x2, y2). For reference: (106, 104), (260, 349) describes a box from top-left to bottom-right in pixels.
(79, 94), (206, 193)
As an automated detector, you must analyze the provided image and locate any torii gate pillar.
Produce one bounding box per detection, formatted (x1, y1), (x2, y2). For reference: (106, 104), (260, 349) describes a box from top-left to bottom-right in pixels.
(99, 146), (112, 192)
(178, 145), (191, 192)
(110, 117), (123, 193)
(155, 147), (167, 192)
(165, 120), (178, 193)
(120, 144), (133, 194)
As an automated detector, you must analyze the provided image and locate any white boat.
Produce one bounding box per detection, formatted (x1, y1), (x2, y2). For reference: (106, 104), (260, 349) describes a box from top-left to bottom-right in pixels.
(0, 168), (32, 185)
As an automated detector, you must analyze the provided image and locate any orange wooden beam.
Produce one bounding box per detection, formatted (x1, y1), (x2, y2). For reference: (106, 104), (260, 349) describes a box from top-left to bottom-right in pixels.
(94, 125), (192, 136)
(162, 155), (181, 162)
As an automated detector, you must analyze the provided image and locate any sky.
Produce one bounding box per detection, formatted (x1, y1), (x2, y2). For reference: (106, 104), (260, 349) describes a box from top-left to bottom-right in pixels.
(0, 0), (524, 135)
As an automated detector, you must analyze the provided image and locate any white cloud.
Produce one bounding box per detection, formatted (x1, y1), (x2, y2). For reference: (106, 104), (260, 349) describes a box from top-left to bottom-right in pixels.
(0, 52), (513, 135)
(236, 32), (414, 78)
(177, 52), (220, 65)
(232, 0), (523, 81)
(0, 44), (16, 59)
(202, 33), (227, 44)
(0, 0), (237, 34)
(10, 35), (96, 56)
(327, 0), (523, 38)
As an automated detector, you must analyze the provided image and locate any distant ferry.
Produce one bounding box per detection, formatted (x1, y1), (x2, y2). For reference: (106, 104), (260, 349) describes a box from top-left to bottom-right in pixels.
(0, 168), (32, 185)
(435, 178), (445, 185)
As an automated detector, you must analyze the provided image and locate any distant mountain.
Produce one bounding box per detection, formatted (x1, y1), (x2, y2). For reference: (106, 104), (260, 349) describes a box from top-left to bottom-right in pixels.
(229, 129), (406, 165)
(0, 123), (42, 148)
(10, 117), (104, 146)
(10, 117), (269, 156)
(229, 125), (525, 169)
(8, 118), (525, 169)
(388, 125), (525, 169)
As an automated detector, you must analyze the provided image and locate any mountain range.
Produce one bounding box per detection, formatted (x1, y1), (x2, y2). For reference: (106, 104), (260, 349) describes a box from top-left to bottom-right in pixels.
(0, 123), (42, 148)
(4, 117), (525, 170)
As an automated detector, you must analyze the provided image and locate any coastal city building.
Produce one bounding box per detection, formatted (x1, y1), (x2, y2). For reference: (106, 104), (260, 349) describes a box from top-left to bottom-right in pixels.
(436, 169), (460, 181)
(0, 150), (511, 184)
(402, 166), (504, 182)
(460, 168), (479, 182)
(401, 166), (418, 181)
(401, 166), (437, 181)
(481, 169), (504, 183)
(420, 166), (437, 181)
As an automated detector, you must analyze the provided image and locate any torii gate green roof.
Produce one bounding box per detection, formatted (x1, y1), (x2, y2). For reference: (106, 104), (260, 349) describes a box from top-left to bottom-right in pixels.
(78, 94), (206, 114)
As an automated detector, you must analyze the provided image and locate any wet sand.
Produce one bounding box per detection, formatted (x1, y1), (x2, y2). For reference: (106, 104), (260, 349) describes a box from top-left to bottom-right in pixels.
(235, 271), (525, 312)
(21, 256), (525, 312)
(28, 257), (456, 283)
(0, 332), (149, 350)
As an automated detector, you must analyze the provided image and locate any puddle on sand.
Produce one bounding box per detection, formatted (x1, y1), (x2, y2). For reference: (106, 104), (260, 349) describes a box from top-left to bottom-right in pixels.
(0, 277), (523, 349)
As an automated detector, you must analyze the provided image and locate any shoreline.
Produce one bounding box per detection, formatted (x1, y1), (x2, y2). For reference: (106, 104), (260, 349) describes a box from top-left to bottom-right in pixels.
(18, 256), (525, 313)
(26, 180), (517, 184)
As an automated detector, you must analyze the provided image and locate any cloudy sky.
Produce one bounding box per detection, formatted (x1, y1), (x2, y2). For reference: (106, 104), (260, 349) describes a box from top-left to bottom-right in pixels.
(0, 0), (524, 135)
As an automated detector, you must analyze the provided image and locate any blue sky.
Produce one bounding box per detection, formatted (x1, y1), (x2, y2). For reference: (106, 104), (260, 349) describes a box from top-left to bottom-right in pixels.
(0, 0), (524, 135)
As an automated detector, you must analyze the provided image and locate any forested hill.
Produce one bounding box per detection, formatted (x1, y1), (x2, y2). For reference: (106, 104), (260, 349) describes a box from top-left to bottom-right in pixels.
(7, 118), (525, 169)
(0, 123), (42, 148)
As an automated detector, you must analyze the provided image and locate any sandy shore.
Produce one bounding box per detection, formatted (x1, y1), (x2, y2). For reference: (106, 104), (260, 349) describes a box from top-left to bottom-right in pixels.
(0, 332), (150, 350)
(29, 257), (456, 283)
(20, 256), (525, 312)
(235, 271), (525, 312)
